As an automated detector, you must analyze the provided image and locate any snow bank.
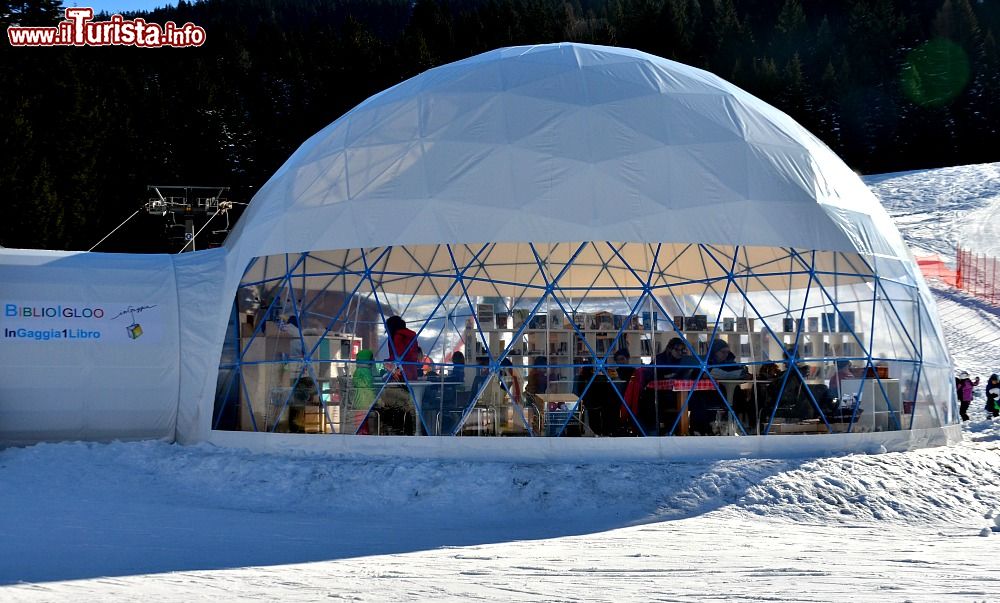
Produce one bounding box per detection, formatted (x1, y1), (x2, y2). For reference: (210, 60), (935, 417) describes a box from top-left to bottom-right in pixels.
(3, 163), (1000, 599)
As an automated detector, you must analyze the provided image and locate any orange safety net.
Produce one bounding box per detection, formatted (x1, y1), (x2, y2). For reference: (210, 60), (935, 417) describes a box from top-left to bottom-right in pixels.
(915, 254), (957, 287)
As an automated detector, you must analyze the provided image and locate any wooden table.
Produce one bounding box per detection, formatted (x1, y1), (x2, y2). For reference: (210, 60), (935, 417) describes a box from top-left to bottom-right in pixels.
(646, 379), (717, 436)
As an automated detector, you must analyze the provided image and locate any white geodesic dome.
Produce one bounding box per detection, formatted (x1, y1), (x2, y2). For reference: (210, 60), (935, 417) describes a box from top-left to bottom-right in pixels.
(0, 43), (959, 456)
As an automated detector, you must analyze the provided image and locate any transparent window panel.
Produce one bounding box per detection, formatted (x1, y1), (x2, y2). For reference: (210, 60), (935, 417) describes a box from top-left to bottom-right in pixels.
(913, 364), (954, 428)
(213, 242), (957, 437)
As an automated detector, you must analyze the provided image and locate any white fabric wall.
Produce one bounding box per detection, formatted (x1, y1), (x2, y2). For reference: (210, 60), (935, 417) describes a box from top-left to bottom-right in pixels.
(0, 249), (182, 445)
(173, 247), (235, 444)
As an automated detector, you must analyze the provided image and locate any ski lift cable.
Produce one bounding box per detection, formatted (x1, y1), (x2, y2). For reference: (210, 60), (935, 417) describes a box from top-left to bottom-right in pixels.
(87, 208), (142, 252)
(177, 207), (223, 253)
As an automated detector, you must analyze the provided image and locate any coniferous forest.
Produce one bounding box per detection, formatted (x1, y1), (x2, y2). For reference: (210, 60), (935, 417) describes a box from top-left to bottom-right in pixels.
(1, 0), (998, 252)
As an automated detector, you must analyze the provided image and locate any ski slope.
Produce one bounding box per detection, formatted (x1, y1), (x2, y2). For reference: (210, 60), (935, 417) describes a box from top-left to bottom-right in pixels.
(2, 163), (1000, 602)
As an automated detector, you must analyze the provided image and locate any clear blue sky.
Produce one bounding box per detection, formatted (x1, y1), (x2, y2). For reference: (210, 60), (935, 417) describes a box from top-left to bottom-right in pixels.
(62, 1), (176, 14)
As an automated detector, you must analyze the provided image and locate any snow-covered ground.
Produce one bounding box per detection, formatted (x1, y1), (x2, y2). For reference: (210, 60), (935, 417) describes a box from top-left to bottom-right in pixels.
(2, 164), (1000, 602)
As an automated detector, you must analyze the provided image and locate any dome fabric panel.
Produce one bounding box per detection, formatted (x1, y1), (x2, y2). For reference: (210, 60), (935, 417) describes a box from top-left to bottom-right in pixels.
(226, 43), (900, 262)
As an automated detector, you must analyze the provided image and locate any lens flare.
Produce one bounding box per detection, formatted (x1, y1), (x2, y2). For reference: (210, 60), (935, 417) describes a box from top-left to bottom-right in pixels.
(901, 38), (970, 108)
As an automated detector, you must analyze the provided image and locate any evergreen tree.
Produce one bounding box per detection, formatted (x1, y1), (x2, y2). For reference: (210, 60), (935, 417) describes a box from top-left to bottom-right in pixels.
(2, 0), (1000, 250)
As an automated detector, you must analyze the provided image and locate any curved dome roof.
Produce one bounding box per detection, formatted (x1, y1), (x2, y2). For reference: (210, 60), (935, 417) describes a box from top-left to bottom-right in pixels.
(227, 43), (905, 261)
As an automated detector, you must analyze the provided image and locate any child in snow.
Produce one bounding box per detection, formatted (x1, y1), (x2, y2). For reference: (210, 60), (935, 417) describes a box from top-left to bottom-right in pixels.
(956, 371), (980, 422)
(985, 374), (1000, 419)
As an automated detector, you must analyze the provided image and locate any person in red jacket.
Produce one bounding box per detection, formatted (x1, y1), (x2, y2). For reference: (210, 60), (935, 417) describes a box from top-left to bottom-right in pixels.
(386, 315), (421, 382)
(378, 315), (421, 434)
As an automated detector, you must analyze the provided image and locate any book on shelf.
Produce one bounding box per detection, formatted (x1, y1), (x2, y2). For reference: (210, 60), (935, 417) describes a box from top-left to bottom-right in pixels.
(495, 312), (509, 330)
(512, 309), (531, 329)
(838, 311), (855, 334)
(596, 336), (616, 356)
(736, 317), (754, 332)
(685, 315), (707, 331)
(821, 312), (836, 332)
(594, 311), (614, 330)
(722, 317), (735, 332)
(640, 338), (652, 356)
(476, 303), (494, 329)
(808, 317), (819, 332)
(527, 314), (547, 330)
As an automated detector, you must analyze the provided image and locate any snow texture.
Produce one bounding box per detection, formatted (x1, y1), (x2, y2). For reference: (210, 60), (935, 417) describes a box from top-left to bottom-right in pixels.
(2, 163), (1000, 601)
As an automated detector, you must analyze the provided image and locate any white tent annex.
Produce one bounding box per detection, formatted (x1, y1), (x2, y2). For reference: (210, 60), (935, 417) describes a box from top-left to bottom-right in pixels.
(0, 43), (960, 459)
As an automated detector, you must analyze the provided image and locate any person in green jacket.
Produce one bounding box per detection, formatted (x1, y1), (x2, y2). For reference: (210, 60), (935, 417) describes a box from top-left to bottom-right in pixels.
(352, 349), (376, 410)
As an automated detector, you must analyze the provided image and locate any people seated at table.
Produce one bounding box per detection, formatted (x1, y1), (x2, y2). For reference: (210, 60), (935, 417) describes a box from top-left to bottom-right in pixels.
(652, 337), (699, 380)
(576, 365), (621, 436)
(687, 339), (749, 435)
(445, 351), (466, 383)
(633, 337), (699, 434)
(767, 352), (835, 423)
(827, 359), (853, 397)
(707, 339), (749, 379)
(612, 348), (635, 385)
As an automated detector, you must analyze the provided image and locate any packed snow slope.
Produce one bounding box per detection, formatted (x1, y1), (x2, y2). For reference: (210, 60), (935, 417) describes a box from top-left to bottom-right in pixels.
(1, 163), (1000, 602)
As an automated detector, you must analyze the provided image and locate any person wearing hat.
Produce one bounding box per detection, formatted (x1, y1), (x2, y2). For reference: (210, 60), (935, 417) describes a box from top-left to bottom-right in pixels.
(984, 374), (1000, 419)
(707, 339), (748, 379)
(956, 370), (980, 421)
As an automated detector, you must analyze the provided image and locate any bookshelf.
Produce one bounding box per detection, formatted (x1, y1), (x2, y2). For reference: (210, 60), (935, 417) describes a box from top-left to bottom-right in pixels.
(466, 307), (861, 371)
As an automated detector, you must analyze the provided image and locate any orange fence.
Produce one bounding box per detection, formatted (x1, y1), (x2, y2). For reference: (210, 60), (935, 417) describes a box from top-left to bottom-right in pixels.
(916, 253), (958, 287)
(955, 247), (1000, 305)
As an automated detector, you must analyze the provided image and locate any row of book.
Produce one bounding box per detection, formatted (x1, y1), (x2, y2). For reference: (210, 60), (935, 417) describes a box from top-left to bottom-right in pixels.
(475, 304), (856, 334)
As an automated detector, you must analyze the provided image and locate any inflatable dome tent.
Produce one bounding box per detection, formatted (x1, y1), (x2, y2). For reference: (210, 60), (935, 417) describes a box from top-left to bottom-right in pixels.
(0, 44), (960, 459)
